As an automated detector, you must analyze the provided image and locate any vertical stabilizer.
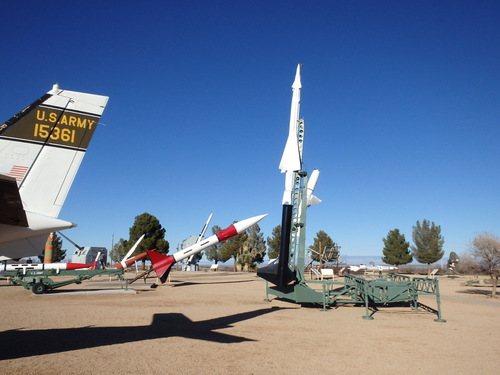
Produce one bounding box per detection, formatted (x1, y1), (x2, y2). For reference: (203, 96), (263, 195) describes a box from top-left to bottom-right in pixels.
(0, 85), (108, 260)
(0, 85), (109, 218)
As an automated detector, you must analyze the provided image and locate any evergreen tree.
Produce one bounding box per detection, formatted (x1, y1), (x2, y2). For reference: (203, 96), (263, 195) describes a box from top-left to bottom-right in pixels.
(382, 229), (412, 266)
(411, 219), (444, 275)
(128, 213), (169, 269)
(266, 225), (281, 260)
(310, 230), (338, 263)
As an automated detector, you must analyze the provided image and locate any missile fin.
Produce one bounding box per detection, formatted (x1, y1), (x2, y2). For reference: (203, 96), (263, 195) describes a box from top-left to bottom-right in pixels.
(148, 250), (175, 284)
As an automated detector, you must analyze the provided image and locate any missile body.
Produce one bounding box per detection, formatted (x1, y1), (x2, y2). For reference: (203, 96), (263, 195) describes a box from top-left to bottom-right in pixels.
(280, 65), (303, 205)
(148, 214), (267, 283)
(276, 65), (303, 285)
(306, 169), (321, 207)
(120, 234), (145, 268)
(109, 234), (148, 270)
(112, 252), (148, 270)
(348, 264), (398, 273)
(1, 262), (92, 274)
(258, 64), (306, 287)
(197, 213), (213, 243)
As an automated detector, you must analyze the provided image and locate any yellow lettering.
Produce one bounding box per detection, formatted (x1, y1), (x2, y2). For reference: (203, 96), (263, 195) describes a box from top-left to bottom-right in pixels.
(60, 128), (71, 142)
(77, 117), (87, 128)
(50, 127), (60, 140)
(59, 115), (68, 125)
(49, 112), (58, 123)
(38, 124), (50, 138)
(87, 120), (95, 130)
(36, 110), (46, 121)
(68, 116), (77, 126)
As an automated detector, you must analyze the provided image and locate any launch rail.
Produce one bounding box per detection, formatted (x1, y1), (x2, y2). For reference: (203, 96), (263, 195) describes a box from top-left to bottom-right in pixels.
(2, 268), (127, 294)
(265, 273), (446, 321)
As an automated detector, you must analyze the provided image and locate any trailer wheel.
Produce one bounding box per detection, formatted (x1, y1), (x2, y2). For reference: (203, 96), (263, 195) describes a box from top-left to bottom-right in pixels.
(32, 282), (47, 294)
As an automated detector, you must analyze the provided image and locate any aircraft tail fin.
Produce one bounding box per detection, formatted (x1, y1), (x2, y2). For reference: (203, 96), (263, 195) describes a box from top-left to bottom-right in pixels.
(0, 84), (109, 219)
(147, 250), (175, 284)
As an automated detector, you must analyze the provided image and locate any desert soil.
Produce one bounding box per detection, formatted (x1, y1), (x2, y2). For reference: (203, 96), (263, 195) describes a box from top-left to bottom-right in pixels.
(0, 270), (499, 375)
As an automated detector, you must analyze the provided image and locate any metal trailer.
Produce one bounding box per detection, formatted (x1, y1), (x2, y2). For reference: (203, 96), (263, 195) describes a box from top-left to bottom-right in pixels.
(3, 268), (127, 294)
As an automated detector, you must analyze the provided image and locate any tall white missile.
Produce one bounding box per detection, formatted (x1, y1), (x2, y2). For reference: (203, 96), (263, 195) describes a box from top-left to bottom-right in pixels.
(148, 214), (267, 283)
(258, 64), (322, 287)
(258, 64), (304, 287)
(280, 64), (303, 205)
(279, 63), (303, 174)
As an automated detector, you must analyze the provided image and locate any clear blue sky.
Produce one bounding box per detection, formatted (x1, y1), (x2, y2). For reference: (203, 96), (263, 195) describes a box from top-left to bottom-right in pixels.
(2, 1), (499, 261)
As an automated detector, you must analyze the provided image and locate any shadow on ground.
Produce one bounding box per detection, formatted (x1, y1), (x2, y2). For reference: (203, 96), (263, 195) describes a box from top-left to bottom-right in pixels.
(0, 307), (282, 360)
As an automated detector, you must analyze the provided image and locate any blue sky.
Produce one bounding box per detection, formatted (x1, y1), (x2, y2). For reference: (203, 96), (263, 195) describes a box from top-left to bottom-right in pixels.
(2, 1), (499, 262)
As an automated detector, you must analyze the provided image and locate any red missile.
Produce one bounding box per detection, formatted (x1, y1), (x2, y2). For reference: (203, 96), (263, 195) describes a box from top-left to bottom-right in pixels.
(148, 214), (267, 283)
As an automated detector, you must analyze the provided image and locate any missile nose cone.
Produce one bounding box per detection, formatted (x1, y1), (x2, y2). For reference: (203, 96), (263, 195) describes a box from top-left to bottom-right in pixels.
(233, 214), (268, 234)
(292, 64), (302, 89)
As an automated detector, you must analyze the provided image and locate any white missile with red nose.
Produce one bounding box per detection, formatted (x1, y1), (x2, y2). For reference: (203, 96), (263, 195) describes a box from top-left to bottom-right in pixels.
(148, 214), (267, 283)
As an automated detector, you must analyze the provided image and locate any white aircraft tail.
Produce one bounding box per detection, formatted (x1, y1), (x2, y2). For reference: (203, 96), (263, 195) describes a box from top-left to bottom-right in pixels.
(0, 84), (108, 219)
(0, 84), (108, 260)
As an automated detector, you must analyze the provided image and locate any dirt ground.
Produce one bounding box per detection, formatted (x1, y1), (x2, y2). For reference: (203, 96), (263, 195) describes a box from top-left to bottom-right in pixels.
(0, 270), (499, 375)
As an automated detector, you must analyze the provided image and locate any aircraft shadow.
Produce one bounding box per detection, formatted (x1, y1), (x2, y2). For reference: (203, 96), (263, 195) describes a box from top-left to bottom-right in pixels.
(170, 279), (256, 288)
(0, 307), (282, 360)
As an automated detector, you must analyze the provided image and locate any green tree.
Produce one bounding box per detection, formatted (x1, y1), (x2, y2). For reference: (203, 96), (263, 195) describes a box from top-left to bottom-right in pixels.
(237, 224), (266, 271)
(310, 230), (338, 264)
(469, 232), (500, 298)
(411, 219), (444, 275)
(109, 238), (129, 263)
(205, 225), (231, 264)
(382, 229), (412, 266)
(266, 225), (281, 260)
(128, 213), (169, 269)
